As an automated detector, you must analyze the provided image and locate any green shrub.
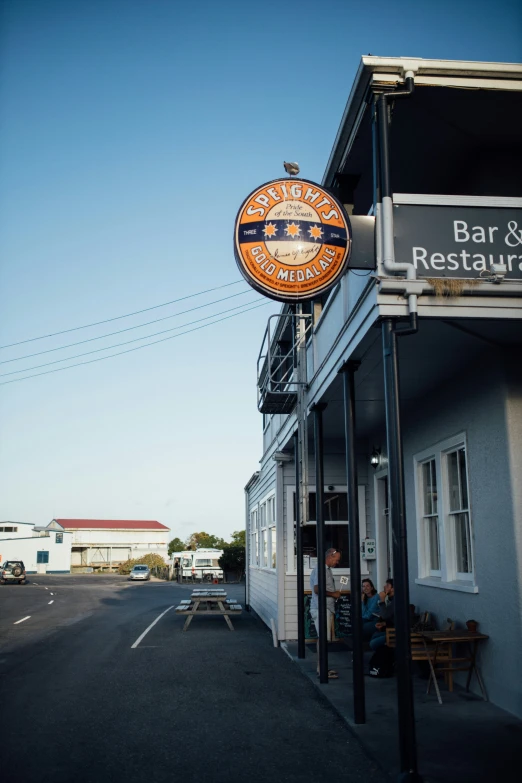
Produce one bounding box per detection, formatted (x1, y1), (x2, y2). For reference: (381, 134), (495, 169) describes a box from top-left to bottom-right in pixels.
(118, 553), (167, 575)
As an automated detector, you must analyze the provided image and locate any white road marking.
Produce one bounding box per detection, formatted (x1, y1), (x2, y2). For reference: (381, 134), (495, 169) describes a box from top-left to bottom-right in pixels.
(48, 600), (54, 605)
(14, 616), (31, 625)
(45, 587), (49, 590)
(33, 582), (38, 585)
(50, 592), (54, 595)
(131, 606), (174, 649)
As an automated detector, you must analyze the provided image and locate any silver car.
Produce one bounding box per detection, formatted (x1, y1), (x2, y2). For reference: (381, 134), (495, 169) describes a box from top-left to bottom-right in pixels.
(129, 565), (150, 581)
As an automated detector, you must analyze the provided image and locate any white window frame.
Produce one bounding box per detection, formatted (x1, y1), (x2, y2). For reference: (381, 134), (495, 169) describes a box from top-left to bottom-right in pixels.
(419, 457), (442, 578)
(414, 433), (477, 594)
(267, 494), (277, 570)
(285, 485), (369, 576)
(259, 500), (267, 568)
(249, 508), (258, 567)
(256, 491), (276, 571)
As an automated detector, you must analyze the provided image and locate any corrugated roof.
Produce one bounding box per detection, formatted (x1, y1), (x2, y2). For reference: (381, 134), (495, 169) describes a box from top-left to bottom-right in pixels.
(54, 519), (169, 531)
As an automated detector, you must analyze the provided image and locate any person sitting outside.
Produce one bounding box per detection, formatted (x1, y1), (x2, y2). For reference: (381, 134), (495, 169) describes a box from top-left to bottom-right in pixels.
(361, 578), (380, 641)
(369, 578), (394, 651)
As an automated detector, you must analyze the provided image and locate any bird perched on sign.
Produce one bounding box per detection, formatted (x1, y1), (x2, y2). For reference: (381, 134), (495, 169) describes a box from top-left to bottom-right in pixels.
(283, 161), (300, 176)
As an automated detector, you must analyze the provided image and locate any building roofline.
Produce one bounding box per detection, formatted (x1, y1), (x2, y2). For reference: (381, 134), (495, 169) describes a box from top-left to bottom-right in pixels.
(244, 472), (260, 491)
(323, 55), (522, 187)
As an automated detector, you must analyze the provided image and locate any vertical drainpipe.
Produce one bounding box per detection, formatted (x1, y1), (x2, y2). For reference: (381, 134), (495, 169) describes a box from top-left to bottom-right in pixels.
(311, 402), (328, 683)
(244, 485), (251, 609)
(294, 430), (305, 658)
(339, 359), (365, 724)
(275, 455), (287, 643)
(375, 71), (423, 783)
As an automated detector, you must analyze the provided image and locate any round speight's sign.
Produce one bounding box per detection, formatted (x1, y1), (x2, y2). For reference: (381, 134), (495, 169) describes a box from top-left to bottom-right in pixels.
(234, 178), (351, 302)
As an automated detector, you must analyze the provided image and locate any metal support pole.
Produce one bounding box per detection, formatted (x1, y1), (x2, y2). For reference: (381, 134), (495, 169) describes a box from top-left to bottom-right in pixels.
(340, 360), (365, 724)
(382, 318), (423, 783)
(311, 402), (328, 683)
(295, 430), (305, 659)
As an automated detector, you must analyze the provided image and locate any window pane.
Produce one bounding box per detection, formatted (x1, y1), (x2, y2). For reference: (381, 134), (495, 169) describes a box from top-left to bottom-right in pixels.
(428, 517), (440, 571)
(422, 460), (437, 515)
(458, 448), (468, 509)
(261, 530), (267, 566)
(454, 512), (473, 573)
(308, 492), (348, 521)
(270, 527), (276, 568)
(301, 524), (349, 567)
(447, 451), (461, 511)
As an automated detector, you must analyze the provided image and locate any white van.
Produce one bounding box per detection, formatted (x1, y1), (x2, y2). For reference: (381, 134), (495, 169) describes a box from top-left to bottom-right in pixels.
(171, 549), (224, 582)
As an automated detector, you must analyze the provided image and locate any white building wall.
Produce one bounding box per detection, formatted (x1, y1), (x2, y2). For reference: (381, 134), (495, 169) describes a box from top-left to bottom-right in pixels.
(0, 532), (73, 573)
(246, 455), (279, 627)
(70, 529), (168, 546)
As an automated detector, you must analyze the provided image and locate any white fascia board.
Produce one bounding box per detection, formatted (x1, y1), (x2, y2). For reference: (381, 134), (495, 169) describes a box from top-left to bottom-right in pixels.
(373, 73), (522, 92)
(361, 56), (522, 80)
(393, 194), (522, 207)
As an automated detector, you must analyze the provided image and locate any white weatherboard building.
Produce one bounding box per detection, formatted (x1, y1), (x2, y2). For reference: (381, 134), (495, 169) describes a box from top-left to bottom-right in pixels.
(54, 519), (170, 570)
(245, 57), (522, 719)
(0, 520), (73, 573)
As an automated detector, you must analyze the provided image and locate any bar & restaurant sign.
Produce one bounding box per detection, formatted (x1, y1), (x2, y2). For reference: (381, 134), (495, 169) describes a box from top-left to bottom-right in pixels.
(394, 204), (522, 279)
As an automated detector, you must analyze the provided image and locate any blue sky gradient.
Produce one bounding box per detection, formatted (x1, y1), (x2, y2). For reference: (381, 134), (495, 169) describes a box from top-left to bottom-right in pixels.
(1, 0), (521, 540)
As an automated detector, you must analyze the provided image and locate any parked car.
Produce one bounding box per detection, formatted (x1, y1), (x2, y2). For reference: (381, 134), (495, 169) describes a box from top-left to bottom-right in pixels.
(1, 561), (27, 585)
(129, 565), (150, 581)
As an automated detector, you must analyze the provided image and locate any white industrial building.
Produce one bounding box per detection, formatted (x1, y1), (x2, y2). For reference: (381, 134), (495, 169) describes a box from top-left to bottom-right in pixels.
(54, 519), (170, 570)
(0, 520), (73, 573)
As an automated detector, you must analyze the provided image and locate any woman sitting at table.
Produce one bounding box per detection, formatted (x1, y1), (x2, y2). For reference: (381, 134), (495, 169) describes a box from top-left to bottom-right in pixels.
(362, 578), (380, 640)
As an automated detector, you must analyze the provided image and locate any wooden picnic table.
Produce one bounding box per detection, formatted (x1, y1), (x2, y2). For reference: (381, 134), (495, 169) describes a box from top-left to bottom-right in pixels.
(421, 629), (489, 704)
(175, 590), (242, 631)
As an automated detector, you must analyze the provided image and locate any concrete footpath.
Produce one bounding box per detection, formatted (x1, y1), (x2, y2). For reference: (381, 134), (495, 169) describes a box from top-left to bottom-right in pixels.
(283, 640), (520, 782)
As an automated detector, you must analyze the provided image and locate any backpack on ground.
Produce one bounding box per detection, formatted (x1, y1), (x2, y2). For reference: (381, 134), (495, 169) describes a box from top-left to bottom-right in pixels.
(369, 645), (395, 678)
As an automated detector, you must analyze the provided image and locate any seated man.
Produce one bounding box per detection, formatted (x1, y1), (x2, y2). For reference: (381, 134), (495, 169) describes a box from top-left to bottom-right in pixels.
(369, 578), (394, 651)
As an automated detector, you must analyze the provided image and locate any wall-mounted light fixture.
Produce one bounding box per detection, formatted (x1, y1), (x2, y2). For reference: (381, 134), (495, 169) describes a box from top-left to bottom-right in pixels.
(370, 447), (381, 470)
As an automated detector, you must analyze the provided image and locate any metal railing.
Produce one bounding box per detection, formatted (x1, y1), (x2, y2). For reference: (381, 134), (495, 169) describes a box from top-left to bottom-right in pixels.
(257, 311), (312, 413)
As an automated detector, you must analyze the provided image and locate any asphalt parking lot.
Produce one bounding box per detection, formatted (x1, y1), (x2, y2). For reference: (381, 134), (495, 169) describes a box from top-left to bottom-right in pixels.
(1, 575), (386, 783)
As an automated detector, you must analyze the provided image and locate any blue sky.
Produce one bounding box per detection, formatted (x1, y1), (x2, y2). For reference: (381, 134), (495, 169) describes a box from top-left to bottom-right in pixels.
(1, 0), (520, 542)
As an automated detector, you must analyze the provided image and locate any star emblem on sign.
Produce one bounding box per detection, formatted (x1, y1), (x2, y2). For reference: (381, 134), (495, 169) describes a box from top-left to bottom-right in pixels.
(285, 222), (301, 238)
(263, 222), (278, 238)
(308, 224), (323, 241)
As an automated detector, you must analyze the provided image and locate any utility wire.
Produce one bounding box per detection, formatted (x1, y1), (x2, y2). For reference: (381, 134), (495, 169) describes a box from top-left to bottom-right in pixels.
(0, 279), (245, 350)
(0, 288), (252, 365)
(0, 297), (264, 377)
(0, 300), (271, 386)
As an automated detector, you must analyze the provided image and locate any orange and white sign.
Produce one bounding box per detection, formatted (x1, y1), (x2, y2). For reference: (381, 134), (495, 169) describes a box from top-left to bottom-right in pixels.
(234, 178), (351, 301)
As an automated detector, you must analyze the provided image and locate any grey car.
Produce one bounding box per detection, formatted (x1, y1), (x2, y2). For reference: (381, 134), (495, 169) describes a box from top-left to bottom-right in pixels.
(1, 560), (27, 585)
(129, 565), (150, 581)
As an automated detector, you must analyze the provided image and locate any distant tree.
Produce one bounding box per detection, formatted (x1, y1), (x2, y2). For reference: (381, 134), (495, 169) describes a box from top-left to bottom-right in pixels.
(218, 545), (245, 582)
(168, 537), (186, 557)
(185, 531), (227, 550)
(229, 530), (246, 547)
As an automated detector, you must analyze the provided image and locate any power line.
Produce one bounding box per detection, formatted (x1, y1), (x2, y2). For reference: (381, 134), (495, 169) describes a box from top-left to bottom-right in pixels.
(0, 298), (264, 377)
(0, 279), (245, 350)
(0, 300), (271, 386)
(0, 288), (252, 365)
